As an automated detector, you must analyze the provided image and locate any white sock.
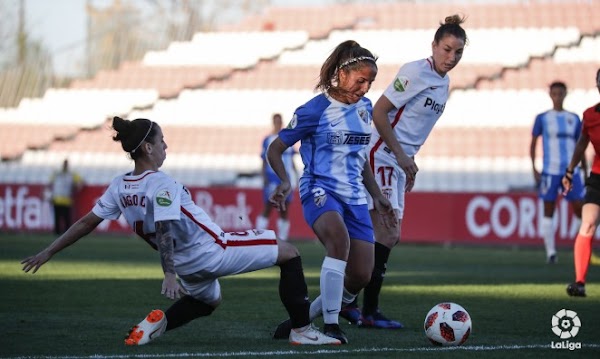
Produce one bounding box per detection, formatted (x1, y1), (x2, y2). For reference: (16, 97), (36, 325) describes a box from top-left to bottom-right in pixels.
(310, 286), (356, 321)
(541, 216), (555, 257)
(292, 324), (311, 333)
(255, 215), (268, 230)
(342, 287), (357, 306)
(319, 256), (346, 325)
(277, 218), (290, 241)
(309, 296), (322, 322)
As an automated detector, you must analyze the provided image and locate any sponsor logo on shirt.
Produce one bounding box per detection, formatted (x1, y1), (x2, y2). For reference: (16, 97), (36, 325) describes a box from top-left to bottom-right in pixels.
(343, 134), (371, 145)
(327, 131), (343, 144)
(327, 132), (371, 145)
(330, 118), (344, 127)
(424, 97), (446, 115)
(287, 114), (298, 129)
(156, 189), (173, 207)
(394, 76), (410, 92)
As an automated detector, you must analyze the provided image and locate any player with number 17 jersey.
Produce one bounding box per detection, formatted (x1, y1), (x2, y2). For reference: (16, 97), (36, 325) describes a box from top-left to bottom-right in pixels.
(368, 57), (450, 214)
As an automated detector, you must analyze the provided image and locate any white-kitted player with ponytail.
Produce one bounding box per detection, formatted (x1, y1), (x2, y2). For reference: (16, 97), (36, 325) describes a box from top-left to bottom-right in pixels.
(22, 116), (341, 346)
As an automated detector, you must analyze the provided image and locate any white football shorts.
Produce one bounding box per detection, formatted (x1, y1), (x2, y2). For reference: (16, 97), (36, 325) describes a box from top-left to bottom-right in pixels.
(178, 229), (279, 303)
(367, 151), (406, 219)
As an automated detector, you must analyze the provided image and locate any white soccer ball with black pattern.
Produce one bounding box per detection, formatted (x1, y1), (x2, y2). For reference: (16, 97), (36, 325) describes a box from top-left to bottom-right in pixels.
(424, 302), (472, 346)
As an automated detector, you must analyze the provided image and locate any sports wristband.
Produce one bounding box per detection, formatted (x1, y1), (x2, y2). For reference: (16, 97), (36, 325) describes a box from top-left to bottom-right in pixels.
(564, 170), (573, 183)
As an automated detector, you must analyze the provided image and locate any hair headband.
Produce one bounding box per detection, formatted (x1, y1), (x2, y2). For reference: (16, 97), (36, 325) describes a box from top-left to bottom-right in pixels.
(130, 121), (153, 154)
(339, 56), (377, 69)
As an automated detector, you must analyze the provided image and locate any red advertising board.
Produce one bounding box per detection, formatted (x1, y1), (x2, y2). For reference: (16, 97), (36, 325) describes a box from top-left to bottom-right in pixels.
(0, 183), (596, 247)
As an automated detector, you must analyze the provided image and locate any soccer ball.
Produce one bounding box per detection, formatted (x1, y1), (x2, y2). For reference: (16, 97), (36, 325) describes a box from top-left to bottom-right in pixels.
(424, 302), (472, 346)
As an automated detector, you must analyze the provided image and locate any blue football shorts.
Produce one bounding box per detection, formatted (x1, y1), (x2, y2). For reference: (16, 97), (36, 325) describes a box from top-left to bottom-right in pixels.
(301, 189), (374, 243)
(539, 172), (585, 202)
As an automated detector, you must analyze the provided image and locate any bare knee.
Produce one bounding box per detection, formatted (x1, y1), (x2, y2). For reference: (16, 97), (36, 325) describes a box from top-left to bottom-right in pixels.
(376, 225), (400, 248)
(345, 240), (375, 292)
(579, 221), (596, 237)
(276, 240), (300, 264)
(207, 298), (221, 309)
(371, 210), (401, 247)
(322, 236), (350, 260)
(313, 215), (351, 260)
(203, 292), (222, 308)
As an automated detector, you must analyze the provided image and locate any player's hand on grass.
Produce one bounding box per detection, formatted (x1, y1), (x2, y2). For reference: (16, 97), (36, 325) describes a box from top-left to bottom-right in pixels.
(21, 250), (52, 274)
(269, 181), (291, 212)
(161, 272), (189, 300)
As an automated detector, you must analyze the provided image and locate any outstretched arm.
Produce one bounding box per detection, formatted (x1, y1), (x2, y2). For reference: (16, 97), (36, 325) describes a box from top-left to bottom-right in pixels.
(21, 211), (104, 273)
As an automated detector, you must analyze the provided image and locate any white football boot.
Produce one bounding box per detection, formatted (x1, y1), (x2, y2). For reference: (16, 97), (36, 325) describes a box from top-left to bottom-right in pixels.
(124, 309), (167, 345)
(289, 325), (342, 345)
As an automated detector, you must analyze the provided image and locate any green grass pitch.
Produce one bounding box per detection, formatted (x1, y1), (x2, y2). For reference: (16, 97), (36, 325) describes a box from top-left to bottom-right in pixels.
(1, 233), (599, 358)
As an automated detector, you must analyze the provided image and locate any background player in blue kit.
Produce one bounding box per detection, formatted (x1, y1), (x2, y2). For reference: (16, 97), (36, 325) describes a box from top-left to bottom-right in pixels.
(339, 15), (468, 329)
(22, 116), (341, 346)
(530, 81), (587, 264)
(268, 40), (397, 344)
(256, 113), (298, 241)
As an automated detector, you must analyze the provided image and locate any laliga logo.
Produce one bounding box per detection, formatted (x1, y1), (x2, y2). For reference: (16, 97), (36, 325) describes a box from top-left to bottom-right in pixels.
(551, 309), (582, 350)
(552, 309), (580, 338)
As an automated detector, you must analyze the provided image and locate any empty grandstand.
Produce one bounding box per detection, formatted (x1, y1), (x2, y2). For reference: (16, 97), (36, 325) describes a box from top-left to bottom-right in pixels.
(0, 0), (598, 194)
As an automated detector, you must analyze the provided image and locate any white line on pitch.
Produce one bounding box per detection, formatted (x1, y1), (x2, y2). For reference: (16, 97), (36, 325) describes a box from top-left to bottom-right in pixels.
(3, 344), (600, 359)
